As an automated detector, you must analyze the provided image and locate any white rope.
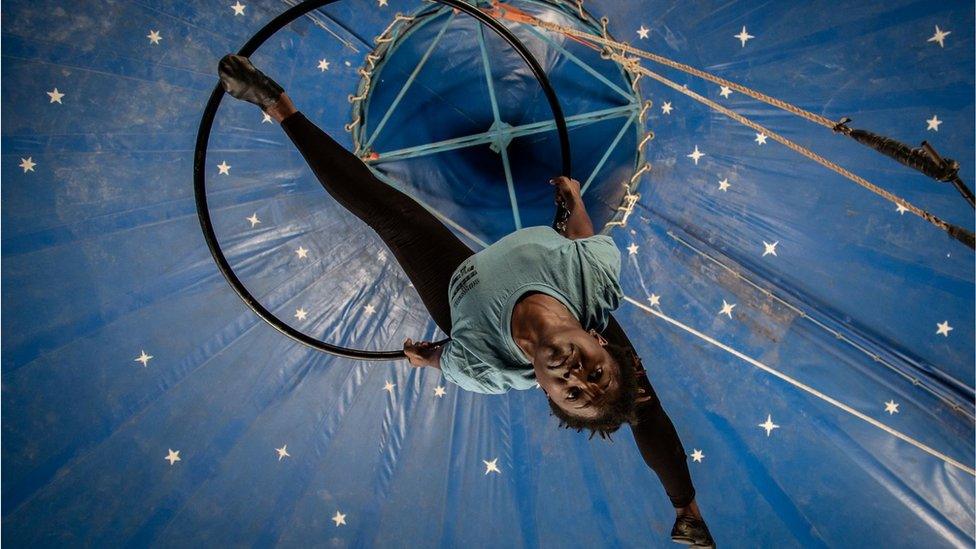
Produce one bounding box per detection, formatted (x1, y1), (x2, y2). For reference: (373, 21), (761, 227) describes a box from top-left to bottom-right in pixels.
(630, 162), (650, 183)
(638, 99), (652, 124)
(638, 131), (654, 150)
(604, 190), (640, 228)
(622, 295), (976, 476)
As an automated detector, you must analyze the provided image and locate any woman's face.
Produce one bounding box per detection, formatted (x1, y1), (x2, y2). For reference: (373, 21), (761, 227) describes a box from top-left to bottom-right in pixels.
(532, 327), (620, 419)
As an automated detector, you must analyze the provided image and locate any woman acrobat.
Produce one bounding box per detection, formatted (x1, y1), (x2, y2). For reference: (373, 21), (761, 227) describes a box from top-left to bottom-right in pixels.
(218, 54), (715, 548)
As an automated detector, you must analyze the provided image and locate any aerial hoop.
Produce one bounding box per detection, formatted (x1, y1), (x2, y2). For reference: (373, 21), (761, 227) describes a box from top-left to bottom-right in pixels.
(194, 0), (572, 360)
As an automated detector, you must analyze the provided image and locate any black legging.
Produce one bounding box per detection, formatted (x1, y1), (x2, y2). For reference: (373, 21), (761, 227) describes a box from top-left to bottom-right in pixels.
(281, 111), (696, 509)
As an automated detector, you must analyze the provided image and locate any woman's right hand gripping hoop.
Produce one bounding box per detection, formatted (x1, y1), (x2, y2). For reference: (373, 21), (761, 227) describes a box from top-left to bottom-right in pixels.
(550, 176), (579, 234)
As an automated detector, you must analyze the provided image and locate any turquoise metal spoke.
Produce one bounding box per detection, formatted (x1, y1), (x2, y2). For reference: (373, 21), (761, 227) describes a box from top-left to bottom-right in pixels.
(520, 24), (635, 103)
(367, 103), (638, 164)
(477, 24), (522, 229)
(580, 110), (637, 195)
(363, 10), (457, 151)
(360, 1), (643, 228)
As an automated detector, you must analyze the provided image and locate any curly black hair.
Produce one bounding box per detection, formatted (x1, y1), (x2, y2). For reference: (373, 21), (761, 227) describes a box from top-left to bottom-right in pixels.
(546, 342), (642, 441)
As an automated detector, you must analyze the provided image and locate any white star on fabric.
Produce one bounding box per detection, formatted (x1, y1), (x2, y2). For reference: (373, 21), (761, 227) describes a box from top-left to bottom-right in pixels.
(294, 308), (308, 321)
(295, 246), (309, 259)
(165, 449), (181, 465)
(718, 178), (730, 191)
(434, 386), (446, 397)
(719, 86), (732, 98)
(884, 400), (900, 415)
(147, 30), (162, 45)
(762, 241), (778, 257)
(47, 88), (65, 104)
(317, 59), (330, 72)
(627, 243), (639, 255)
(19, 157), (36, 173)
(687, 145), (704, 165)
(135, 350), (153, 367)
(927, 25), (951, 48)
(262, 112), (273, 124)
(690, 449), (705, 463)
(217, 161), (231, 175)
(648, 293), (661, 307)
(332, 511), (346, 526)
(364, 304), (375, 315)
(926, 115), (942, 131)
(895, 202), (909, 215)
(378, 0), (388, 5)
(231, 1), (246, 16)
(718, 299), (736, 319)
(758, 414), (779, 437)
(483, 458), (501, 475)
(754, 132), (768, 145)
(383, 380), (395, 393)
(734, 26), (754, 47)
(637, 25), (649, 39)
(661, 101), (673, 115)
(936, 320), (953, 337)
(247, 213), (261, 227)
(276, 445), (291, 461)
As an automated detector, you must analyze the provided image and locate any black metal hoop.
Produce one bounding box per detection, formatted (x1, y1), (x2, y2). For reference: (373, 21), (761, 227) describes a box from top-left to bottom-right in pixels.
(194, 0), (572, 360)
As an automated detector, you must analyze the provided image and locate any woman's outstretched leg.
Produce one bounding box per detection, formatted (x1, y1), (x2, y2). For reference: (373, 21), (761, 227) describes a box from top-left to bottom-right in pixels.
(219, 55), (475, 334)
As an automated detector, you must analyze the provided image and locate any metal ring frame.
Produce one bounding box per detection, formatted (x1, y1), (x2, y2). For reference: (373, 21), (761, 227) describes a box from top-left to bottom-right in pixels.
(349, 0), (650, 235)
(194, 0), (572, 360)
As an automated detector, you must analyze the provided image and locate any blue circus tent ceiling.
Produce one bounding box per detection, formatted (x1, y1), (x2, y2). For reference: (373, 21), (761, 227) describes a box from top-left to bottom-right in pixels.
(1, 0), (973, 547)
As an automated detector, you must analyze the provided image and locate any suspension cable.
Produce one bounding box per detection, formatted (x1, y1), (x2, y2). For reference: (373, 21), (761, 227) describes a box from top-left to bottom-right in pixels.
(611, 54), (974, 249)
(483, 2), (974, 249)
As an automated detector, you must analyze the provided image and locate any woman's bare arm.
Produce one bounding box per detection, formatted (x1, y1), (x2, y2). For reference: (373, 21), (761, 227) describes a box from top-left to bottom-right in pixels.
(562, 192), (595, 239)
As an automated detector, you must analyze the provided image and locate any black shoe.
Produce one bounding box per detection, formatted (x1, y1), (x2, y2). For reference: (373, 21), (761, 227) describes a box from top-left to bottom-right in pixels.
(670, 514), (716, 548)
(217, 54), (284, 110)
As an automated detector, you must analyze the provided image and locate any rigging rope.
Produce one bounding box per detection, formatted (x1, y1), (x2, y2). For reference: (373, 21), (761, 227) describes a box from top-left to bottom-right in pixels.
(611, 53), (974, 249)
(484, 2), (975, 249)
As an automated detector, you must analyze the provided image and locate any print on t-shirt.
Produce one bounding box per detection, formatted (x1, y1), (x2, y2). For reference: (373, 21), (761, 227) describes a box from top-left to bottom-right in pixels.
(449, 262), (481, 307)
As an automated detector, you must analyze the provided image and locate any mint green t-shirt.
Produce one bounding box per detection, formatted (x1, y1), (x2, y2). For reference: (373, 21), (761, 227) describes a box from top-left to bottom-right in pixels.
(439, 226), (623, 394)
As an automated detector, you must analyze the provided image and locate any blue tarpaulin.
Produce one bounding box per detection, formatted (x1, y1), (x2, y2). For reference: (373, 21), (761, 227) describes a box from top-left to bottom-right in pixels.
(2, 0), (973, 546)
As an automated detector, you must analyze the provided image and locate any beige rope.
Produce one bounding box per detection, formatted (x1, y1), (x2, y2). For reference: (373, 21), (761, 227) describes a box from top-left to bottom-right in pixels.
(374, 13), (415, 45)
(639, 131), (654, 150)
(610, 54), (960, 235)
(638, 99), (652, 124)
(530, 18), (838, 130)
(630, 162), (651, 183)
